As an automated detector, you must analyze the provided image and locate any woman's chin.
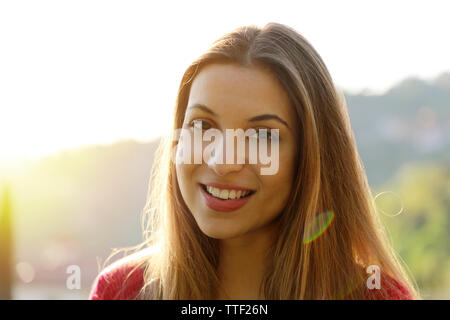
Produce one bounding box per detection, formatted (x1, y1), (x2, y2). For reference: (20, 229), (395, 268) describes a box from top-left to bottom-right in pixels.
(196, 221), (243, 240)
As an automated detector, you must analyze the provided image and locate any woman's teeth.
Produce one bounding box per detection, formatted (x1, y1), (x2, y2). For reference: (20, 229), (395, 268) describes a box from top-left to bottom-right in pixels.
(205, 185), (252, 200)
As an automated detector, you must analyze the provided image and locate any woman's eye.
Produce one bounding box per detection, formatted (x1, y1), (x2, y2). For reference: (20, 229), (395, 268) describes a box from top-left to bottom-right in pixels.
(249, 128), (278, 141)
(258, 129), (271, 140)
(189, 119), (211, 130)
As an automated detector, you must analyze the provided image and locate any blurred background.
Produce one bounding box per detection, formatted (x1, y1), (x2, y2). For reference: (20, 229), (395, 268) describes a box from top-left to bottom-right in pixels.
(0, 0), (449, 299)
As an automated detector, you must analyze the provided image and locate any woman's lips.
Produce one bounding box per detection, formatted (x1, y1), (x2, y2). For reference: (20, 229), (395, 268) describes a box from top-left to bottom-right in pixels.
(199, 184), (254, 212)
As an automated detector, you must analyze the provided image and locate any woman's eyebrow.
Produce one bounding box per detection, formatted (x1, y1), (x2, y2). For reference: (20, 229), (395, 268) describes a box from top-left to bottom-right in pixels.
(247, 114), (290, 130)
(187, 103), (217, 116)
(187, 103), (290, 130)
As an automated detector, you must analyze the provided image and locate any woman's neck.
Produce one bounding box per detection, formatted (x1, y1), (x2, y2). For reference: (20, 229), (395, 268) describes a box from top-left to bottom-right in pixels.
(216, 219), (279, 299)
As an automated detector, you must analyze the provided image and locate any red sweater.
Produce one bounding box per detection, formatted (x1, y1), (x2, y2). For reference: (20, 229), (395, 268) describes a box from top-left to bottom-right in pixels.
(89, 261), (413, 300)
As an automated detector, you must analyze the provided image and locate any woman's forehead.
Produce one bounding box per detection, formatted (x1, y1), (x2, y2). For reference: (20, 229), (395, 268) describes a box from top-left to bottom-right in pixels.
(187, 63), (295, 124)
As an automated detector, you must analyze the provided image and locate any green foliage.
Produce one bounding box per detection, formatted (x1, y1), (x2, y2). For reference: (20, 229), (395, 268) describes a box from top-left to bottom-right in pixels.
(375, 162), (450, 297)
(345, 73), (450, 188)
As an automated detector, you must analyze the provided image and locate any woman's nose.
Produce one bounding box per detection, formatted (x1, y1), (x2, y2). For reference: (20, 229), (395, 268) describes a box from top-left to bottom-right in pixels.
(205, 133), (245, 176)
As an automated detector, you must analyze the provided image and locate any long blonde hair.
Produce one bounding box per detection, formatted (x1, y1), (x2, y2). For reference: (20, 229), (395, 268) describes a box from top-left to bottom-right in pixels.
(105, 22), (419, 299)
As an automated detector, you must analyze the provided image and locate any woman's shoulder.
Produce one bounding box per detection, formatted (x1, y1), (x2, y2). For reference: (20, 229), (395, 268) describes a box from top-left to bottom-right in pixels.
(88, 247), (154, 300)
(365, 272), (414, 300)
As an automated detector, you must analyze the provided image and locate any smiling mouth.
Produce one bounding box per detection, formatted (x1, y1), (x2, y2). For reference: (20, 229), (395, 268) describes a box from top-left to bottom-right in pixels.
(199, 183), (256, 200)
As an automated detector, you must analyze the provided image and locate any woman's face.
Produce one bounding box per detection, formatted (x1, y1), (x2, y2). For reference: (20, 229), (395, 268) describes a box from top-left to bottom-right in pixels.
(176, 63), (298, 240)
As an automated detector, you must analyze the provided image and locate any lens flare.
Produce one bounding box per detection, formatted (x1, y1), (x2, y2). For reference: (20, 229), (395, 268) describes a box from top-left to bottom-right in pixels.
(374, 191), (404, 217)
(302, 210), (335, 244)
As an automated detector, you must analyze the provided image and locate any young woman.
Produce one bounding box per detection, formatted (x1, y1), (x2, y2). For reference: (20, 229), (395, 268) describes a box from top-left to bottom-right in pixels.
(89, 22), (418, 300)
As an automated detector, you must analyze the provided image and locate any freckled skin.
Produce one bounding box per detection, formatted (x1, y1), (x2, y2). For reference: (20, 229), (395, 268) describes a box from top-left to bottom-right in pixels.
(176, 63), (299, 240)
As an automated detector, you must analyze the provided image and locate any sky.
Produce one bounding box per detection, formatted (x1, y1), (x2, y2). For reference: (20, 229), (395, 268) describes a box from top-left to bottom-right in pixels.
(1, 0), (449, 163)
